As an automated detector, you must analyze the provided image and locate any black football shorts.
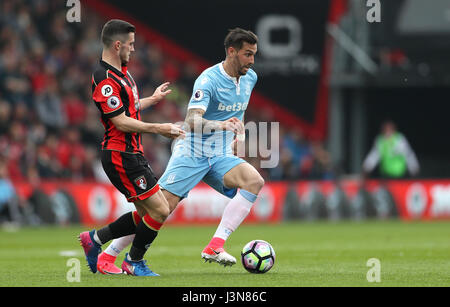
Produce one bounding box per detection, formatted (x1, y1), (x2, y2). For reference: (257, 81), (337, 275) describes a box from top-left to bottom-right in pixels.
(101, 150), (159, 202)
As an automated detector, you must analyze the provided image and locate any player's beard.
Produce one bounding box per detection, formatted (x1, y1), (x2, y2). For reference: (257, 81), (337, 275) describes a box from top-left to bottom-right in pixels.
(238, 65), (251, 76)
(119, 48), (130, 66)
(237, 59), (251, 76)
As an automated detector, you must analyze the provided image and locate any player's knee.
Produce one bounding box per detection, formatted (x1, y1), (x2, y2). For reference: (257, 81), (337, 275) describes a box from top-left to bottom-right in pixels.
(255, 175), (265, 191)
(245, 174), (265, 194)
(146, 204), (169, 223)
(157, 205), (170, 222)
(140, 195), (170, 222)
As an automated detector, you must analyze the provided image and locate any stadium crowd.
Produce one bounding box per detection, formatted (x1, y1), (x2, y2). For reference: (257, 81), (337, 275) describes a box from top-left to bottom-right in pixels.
(0, 0), (334, 190)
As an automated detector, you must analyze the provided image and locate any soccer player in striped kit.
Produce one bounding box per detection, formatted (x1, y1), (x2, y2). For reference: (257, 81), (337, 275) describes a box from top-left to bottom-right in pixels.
(78, 19), (184, 276)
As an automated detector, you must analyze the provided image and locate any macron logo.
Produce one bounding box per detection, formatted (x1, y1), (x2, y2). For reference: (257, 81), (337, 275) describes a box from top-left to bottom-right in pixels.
(218, 102), (248, 112)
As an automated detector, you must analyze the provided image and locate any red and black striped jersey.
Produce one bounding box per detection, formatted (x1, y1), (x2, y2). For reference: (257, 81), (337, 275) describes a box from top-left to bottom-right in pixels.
(92, 60), (143, 154)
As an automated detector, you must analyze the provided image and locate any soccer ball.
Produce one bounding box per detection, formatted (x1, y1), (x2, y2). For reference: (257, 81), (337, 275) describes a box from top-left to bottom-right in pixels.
(241, 240), (275, 273)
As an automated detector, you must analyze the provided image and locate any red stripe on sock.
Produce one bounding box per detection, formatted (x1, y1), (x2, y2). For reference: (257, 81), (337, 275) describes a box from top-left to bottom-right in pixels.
(132, 211), (141, 226)
(142, 214), (163, 231)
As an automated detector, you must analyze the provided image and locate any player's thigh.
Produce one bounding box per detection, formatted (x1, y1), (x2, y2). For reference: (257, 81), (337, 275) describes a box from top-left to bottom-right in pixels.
(202, 170), (238, 199)
(223, 161), (265, 194)
(134, 189), (170, 223)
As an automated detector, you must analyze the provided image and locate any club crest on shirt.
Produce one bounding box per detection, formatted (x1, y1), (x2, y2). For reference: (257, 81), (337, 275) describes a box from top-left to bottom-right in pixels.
(134, 175), (147, 190)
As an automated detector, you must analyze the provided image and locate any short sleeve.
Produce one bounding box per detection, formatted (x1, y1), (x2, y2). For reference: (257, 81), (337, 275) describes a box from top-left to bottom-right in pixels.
(187, 74), (213, 112)
(93, 78), (124, 118)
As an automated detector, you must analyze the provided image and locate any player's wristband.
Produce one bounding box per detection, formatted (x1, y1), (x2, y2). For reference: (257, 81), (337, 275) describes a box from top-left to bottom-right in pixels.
(236, 133), (245, 142)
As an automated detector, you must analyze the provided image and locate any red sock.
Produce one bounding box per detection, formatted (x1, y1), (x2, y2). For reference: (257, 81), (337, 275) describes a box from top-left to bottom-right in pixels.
(207, 237), (225, 249)
(142, 214), (163, 231)
(129, 214), (163, 261)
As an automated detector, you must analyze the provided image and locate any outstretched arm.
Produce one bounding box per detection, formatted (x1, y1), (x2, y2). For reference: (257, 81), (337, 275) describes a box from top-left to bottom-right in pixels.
(110, 112), (184, 139)
(139, 82), (172, 110)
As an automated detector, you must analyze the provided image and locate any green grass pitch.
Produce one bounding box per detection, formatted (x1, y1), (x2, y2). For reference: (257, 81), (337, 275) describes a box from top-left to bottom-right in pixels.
(0, 221), (449, 287)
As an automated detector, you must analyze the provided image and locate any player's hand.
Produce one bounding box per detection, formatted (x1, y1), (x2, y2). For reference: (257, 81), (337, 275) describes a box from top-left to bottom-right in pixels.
(222, 117), (244, 134)
(230, 137), (246, 157)
(226, 117), (245, 156)
(158, 123), (185, 139)
(151, 82), (172, 105)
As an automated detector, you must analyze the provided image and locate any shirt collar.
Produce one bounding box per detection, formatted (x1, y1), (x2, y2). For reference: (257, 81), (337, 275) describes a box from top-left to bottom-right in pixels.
(219, 61), (239, 84)
(100, 59), (127, 77)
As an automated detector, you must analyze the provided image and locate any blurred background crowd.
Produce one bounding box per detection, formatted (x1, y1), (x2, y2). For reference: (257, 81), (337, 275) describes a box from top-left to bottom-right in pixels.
(2, 0), (449, 227)
(0, 0), (334, 189)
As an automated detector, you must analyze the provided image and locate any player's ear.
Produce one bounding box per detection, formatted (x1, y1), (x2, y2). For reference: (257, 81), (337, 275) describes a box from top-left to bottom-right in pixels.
(226, 46), (236, 58)
(113, 40), (121, 52)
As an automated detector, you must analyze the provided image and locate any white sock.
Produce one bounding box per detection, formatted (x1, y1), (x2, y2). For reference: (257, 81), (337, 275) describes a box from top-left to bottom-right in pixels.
(104, 235), (135, 257)
(213, 190), (256, 241)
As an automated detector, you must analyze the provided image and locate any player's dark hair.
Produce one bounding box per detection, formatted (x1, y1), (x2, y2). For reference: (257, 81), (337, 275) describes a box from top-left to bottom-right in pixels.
(101, 19), (136, 47)
(224, 28), (258, 53)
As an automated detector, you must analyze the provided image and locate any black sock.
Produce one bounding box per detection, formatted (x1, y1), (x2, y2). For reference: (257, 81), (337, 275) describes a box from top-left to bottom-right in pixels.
(96, 212), (136, 244)
(129, 215), (160, 261)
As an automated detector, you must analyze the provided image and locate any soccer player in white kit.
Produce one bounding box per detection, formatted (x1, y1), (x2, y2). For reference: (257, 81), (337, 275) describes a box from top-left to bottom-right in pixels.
(97, 28), (264, 273)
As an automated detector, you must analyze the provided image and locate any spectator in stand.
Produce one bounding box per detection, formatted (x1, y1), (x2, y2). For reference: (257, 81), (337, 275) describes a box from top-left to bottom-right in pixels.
(282, 128), (313, 179)
(5, 121), (28, 181)
(62, 92), (86, 126)
(0, 0), (326, 184)
(35, 77), (67, 128)
(0, 48), (32, 106)
(308, 141), (334, 180)
(79, 103), (104, 147)
(0, 157), (21, 224)
(56, 127), (87, 179)
(36, 133), (62, 178)
(0, 98), (12, 136)
(12, 102), (30, 125)
(283, 129), (310, 166)
(362, 120), (419, 179)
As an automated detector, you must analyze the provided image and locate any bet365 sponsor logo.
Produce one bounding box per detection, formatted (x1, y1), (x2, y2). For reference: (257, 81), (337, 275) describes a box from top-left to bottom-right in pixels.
(217, 102), (248, 112)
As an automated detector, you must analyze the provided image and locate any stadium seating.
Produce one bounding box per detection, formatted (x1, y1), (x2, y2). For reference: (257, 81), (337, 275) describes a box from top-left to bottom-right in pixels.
(0, 0), (333, 185)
